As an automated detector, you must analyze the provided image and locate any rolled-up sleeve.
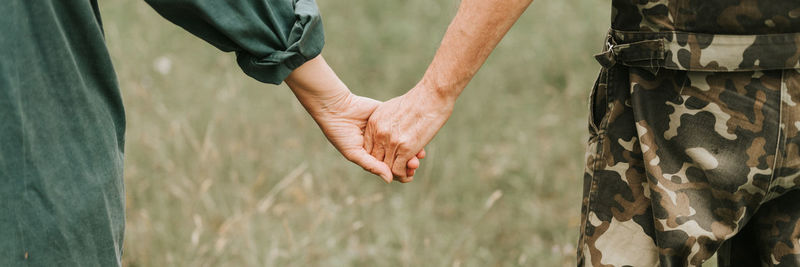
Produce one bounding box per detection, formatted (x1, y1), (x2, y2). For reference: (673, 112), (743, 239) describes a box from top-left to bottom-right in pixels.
(145, 0), (324, 84)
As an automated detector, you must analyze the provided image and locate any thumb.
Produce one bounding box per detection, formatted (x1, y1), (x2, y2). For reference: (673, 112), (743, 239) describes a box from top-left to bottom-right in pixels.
(346, 149), (393, 183)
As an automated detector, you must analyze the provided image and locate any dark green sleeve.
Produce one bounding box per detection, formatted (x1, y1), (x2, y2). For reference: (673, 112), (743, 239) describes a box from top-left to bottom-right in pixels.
(145, 0), (324, 84)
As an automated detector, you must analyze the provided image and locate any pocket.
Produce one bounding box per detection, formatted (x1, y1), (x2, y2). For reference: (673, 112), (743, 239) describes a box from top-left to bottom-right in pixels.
(588, 69), (609, 134)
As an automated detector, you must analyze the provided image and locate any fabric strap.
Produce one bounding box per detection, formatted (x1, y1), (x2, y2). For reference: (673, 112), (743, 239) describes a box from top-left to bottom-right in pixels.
(595, 29), (800, 72)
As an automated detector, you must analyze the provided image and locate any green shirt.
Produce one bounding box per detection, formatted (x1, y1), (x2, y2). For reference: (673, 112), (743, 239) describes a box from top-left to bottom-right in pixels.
(0, 0), (323, 265)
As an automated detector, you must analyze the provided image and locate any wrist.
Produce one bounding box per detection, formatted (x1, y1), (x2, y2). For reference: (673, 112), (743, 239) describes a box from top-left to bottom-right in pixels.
(408, 83), (457, 116)
(412, 78), (460, 108)
(294, 85), (352, 119)
(284, 55), (353, 118)
(417, 72), (466, 104)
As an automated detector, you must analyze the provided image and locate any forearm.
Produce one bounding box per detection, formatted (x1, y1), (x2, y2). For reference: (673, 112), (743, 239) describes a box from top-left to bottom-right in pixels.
(419, 0), (533, 100)
(362, 0), (532, 178)
(285, 56), (350, 118)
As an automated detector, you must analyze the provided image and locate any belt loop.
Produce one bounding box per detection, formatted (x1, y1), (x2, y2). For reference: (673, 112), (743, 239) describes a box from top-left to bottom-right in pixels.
(594, 30), (617, 68)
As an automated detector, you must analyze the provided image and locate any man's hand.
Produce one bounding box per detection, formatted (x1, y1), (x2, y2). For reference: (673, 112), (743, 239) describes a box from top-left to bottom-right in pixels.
(364, 83), (453, 183)
(362, 0), (533, 182)
(285, 56), (420, 183)
(310, 91), (423, 181)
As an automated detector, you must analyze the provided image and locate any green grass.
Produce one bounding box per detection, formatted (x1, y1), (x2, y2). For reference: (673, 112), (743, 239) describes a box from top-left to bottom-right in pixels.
(100, 0), (716, 266)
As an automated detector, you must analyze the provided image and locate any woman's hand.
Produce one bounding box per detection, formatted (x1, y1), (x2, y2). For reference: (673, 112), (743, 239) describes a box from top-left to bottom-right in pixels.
(307, 92), (423, 182)
(286, 56), (420, 183)
(364, 83), (455, 183)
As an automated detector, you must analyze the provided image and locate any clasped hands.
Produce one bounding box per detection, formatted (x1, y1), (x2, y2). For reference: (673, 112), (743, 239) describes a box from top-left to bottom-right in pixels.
(286, 56), (454, 184)
(361, 83), (455, 183)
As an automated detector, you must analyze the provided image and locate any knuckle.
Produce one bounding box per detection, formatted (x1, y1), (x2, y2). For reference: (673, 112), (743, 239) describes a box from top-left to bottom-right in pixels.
(397, 144), (413, 154)
(397, 134), (411, 145)
(397, 136), (414, 150)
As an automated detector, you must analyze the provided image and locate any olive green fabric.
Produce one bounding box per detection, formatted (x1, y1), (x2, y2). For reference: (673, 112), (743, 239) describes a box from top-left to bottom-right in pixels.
(0, 0), (323, 266)
(146, 0), (325, 84)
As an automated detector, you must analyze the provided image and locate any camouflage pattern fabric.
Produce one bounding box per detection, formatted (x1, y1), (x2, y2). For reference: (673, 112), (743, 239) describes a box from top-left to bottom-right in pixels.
(610, 0), (800, 34)
(578, 63), (800, 266)
(578, 1), (800, 266)
(595, 30), (800, 72)
(718, 190), (800, 267)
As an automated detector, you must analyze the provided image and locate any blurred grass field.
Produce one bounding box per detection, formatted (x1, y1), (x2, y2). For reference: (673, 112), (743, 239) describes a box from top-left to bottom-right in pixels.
(100, 0), (708, 266)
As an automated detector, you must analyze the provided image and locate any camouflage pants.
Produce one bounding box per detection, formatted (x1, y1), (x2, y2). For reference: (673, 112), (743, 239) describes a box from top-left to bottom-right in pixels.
(577, 64), (800, 266)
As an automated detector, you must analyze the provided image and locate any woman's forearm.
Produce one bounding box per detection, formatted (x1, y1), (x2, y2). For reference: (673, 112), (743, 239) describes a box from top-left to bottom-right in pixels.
(285, 56), (351, 118)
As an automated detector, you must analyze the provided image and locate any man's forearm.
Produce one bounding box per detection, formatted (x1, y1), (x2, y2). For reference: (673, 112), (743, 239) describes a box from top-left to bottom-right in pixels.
(362, 0), (532, 179)
(419, 0), (533, 100)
